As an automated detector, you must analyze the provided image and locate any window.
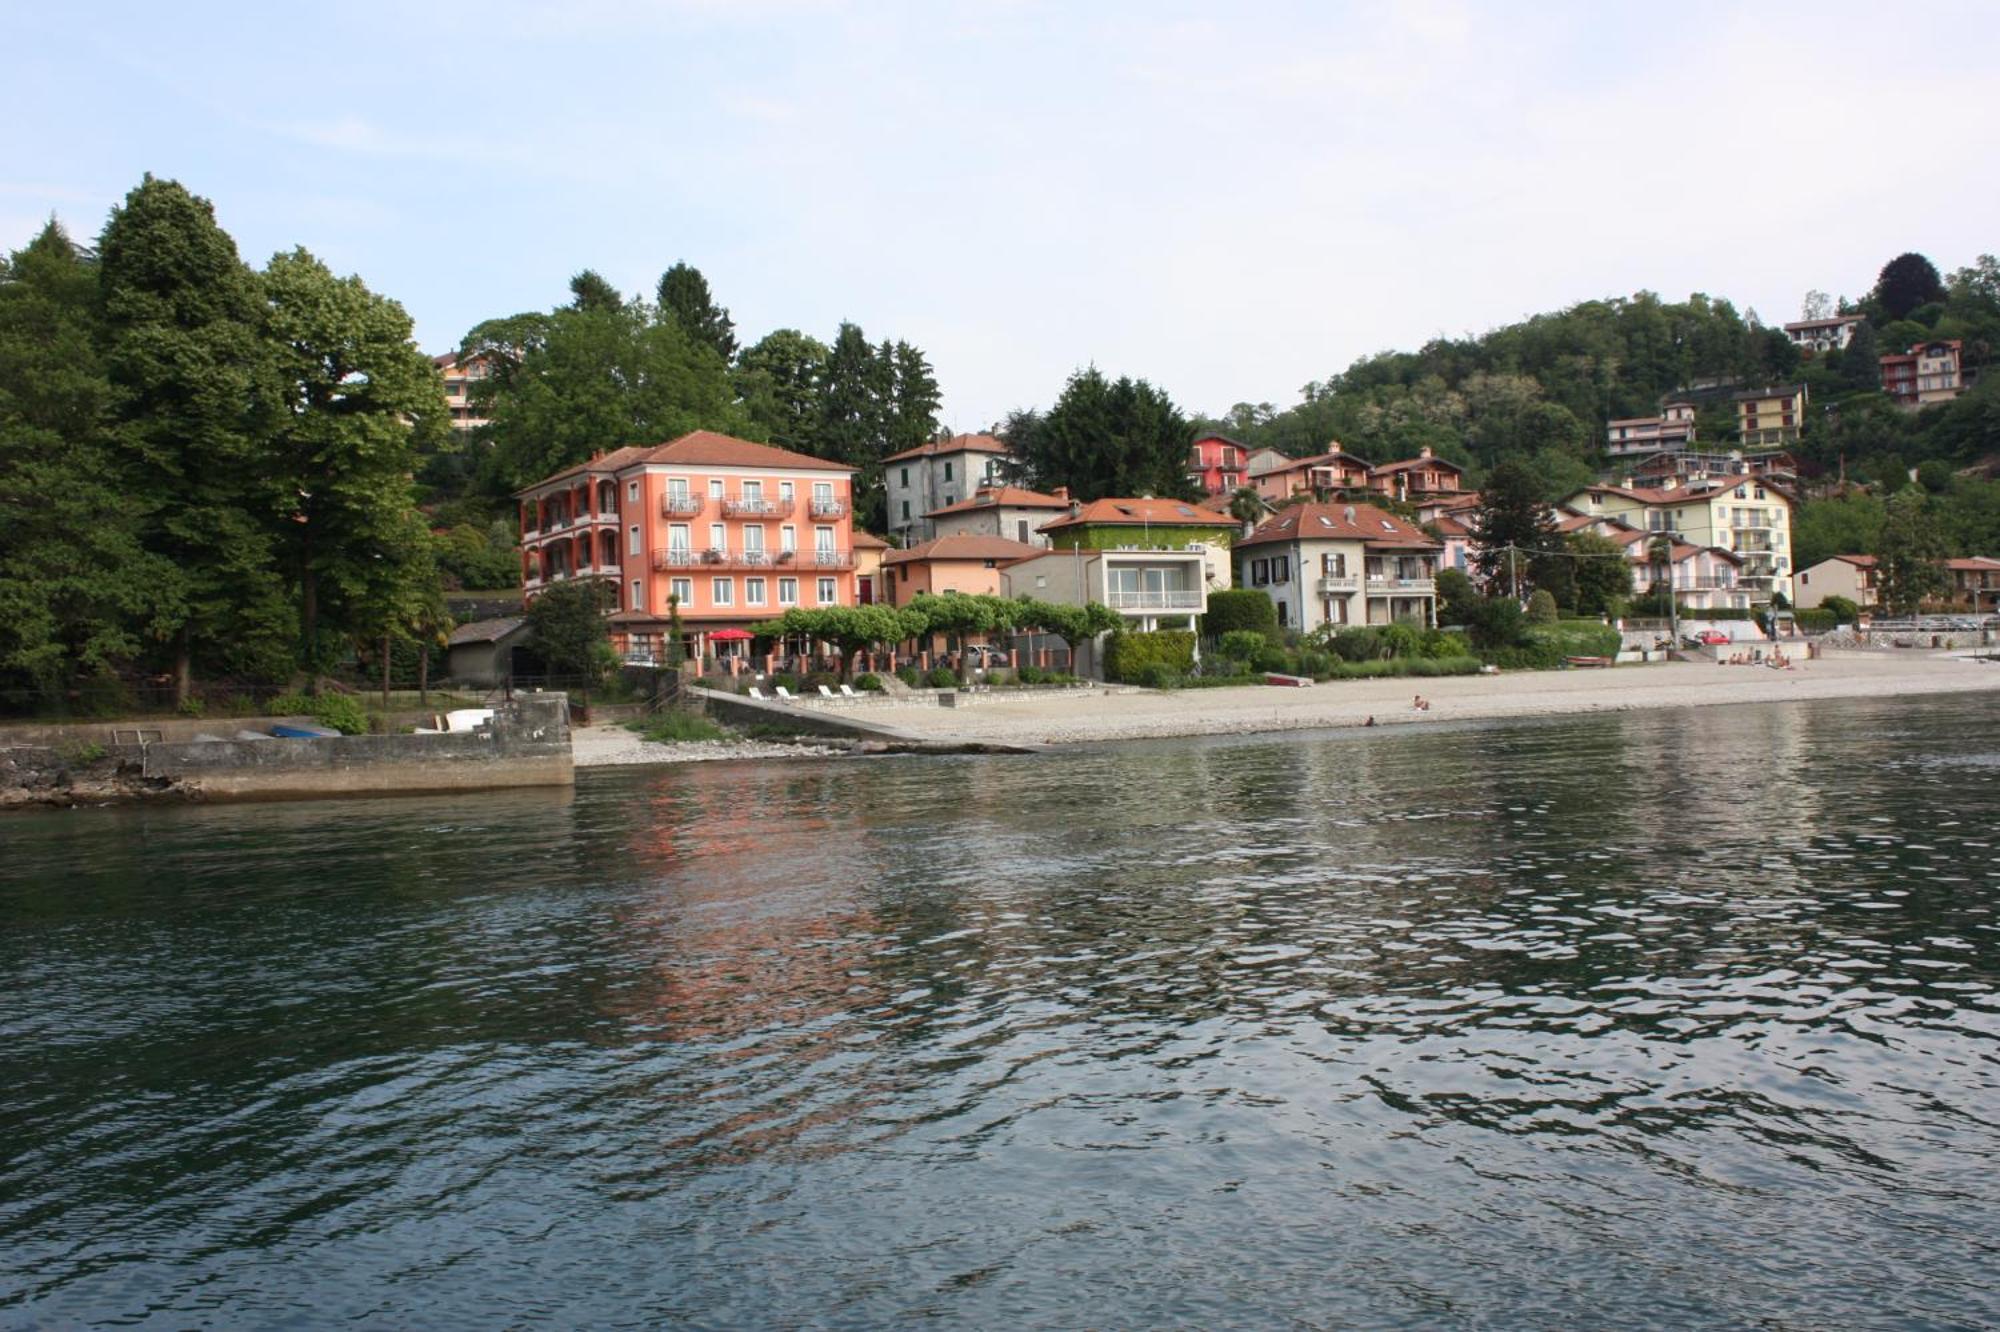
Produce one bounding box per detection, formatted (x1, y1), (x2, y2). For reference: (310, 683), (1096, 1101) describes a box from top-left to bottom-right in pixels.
(708, 479), (724, 499)
(746, 577), (767, 606)
(1017, 520), (1029, 543)
(669, 523), (691, 552)
(778, 577), (798, 605)
(711, 578), (733, 606)
(815, 525), (835, 553)
(743, 480), (763, 502)
(709, 523), (726, 551)
(901, 501), (911, 520)
(627, 524), (641, 556)
(670, 577), (692, 604)
(943, 461), (954, 481)
(817, 577), (838, 603)
(744, 524), (765, 555)
(779, 481), (794, 504)
(781, 524), (797, 553)
(667, 477), (690, 505)
(627, 481), (639, 504)
(1273, 556), (1289, 584)
(630, 580), (641, 609)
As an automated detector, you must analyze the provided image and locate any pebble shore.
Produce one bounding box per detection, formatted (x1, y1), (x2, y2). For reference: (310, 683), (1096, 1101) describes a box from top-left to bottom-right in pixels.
(570, 726), (847, 767)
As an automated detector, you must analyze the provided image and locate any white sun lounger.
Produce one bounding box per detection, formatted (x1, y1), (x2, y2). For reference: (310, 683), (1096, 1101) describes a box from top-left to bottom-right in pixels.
(774, 685), (796, 701)
(748, 686), (768, 700)
(838, 684), (858, 698)
(818, 684), (837, 699)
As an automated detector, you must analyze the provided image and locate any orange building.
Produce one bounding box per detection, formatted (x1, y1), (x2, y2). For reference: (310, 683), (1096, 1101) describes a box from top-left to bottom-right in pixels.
(880, 535), (1042, 605)
(515, 431), (858, 663)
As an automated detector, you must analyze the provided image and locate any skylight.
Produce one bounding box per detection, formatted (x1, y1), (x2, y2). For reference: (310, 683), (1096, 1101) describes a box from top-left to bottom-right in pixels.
(1380, 520), (1395, 531)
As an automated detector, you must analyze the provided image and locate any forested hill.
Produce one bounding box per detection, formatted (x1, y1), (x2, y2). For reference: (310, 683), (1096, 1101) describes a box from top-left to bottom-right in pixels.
(1195, 251), (2000, 498)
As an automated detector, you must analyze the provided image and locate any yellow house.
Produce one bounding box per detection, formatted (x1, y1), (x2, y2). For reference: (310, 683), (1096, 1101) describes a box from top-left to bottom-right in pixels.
(1734, 384), (1807, 447)
(1560, 476), (1797, 604)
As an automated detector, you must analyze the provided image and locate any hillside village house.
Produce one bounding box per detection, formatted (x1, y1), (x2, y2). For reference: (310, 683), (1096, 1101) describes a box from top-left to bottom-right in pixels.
(1556, 513), (1749, 612)
(1604, 401), (1697, 458)
(1782, 315), (1863, 355)
(1880, 339), (1965, 410)
(1793, 554), (1879, 612)
(881, 535), (1042, 605)
(1947, 556), (2000, 612)
(924, 485), (1071, 548)
(1560, 475), (1797, 604)
(1366, 446), (1464, 502)
(1187, 435), (1249, 495)
(433, 350), (495, 434)
(884, 434), (1014, 544)
(1039, 496), (1237, 590)
(1231, 501), (1441, 631)
(1734, 384), (1807, 447)
(1252, 444), (1374, 502)
(515, 431), (857, 663)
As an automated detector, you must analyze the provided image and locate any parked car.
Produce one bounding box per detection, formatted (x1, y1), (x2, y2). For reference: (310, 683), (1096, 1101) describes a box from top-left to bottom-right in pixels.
(964, 645), (1010, 668)
(1687, 629), (1731, 646)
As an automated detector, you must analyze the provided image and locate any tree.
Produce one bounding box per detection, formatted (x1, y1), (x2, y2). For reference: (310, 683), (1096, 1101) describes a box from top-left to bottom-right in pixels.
(1470, 460), (1558, 596)
(1802, 290), (1832, 321)
(766, 604), (923, 676)
(1018, 366), (1194, 500)
(1821, 594), (1860, 626)
(0, 222), (177, 694)
(568, 269), (624, 314)
(1525, 588), (1558, 623)
(906, 592), (1017, 663)
(1227, 486), (1265, 527)
(1200, 588), (1278, 637)
(657, 262), (735, 360)
(99, 174), (296, 698)
(261, 247), (449, 672)
(1434, 568), (1477, 624)
(1792, 493), (1886, 571)
(1872, 487), (1949, 614)
(736, 328), (828, 452)
(1875, 253), (1946, 322)
(1014, 596), (1121, 661)
(526, 579), (615, 685)
(816, 321), (890, 470)
(1462, 596), (1528, 649)
(885, 341), (942, 457)
(1568, 530), (1633, 616)
(1840, 318), (1881, 392)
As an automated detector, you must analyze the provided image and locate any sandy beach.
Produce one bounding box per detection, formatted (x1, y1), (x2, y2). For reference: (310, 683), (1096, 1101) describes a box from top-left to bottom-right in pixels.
(814, 651), (2000, 746)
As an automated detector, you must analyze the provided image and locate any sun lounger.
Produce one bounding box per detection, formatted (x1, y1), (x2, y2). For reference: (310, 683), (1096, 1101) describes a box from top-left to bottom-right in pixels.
(748, 686), (768, 700)
(774, 685), (796, 701)
(818, 685), (837, 699)
(838, 684), (858, 698)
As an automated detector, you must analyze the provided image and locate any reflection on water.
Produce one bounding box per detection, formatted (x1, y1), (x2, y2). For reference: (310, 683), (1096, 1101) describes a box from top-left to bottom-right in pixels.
(3, 695), (1998, 1327)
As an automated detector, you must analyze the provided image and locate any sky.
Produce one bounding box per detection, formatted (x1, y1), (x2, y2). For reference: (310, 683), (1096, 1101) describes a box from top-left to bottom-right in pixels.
(7, 1), (1999, 430)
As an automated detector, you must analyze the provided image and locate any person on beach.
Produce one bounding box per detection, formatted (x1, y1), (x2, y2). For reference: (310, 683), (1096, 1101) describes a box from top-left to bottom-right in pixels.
(1364, 715), (1376, 727)
(1412, 695), (1430, 712)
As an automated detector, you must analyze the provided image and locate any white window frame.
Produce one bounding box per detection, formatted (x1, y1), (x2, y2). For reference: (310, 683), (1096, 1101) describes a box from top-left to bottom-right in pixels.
(781, 524), (797, 552)
(627, 524), (641, 556)
(817, 576), (837, 604)
(629, 579), (642, 610)
(746, 577), (767, 606)
(670, 577), (692, 604)
(778, 577), (799, 606)
(711, 577), (734, 606)
(708, 478), (724, 499)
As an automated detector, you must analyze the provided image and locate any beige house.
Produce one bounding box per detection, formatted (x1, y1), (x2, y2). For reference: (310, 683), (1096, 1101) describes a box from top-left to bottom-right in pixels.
(853, 530), (889, 605)
(1734, 384), (1807, 448)
(1230, 501), (1440, 632)
(881, 535), (1041, 605)
(1561, 476), (1796, 604)
(1793, 555), (1879, 611)
(1605, 401), (1697, 458)
(925, 485), (1071, 548)
(1001, 545), (1210, 632)
(883, 434), (1015, 543)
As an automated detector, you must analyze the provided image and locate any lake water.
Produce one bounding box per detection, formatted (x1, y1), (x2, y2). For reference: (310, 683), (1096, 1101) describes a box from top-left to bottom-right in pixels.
(3, 695), (1998, 1329)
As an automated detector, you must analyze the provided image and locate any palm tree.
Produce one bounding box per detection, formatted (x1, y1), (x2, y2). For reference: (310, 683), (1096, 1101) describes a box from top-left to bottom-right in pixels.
(1227, 486), (1265, 531)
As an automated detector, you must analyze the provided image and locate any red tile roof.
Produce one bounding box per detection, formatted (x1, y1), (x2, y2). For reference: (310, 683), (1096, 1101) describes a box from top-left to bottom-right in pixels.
(516, 431), (852, 493)
(881, 432), (1012, 464)
(850, 530), (890, 550)
(1370, 453), (1464, 476)
(1038, 497), (1231, 532)
(925, 485), (1071, 517)
(882, 535), (1043, 565)
(1234, 501), (1439, 551)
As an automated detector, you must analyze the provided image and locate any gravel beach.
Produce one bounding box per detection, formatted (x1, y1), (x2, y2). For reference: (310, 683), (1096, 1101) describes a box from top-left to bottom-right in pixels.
(809, 651), (2000, 746)
(570, 725), (847, 767)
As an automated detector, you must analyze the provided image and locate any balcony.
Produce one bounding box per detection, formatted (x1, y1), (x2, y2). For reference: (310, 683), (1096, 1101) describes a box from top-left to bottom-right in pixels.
(808, 499), (848, 519)
(1106, 589), (1203, 610)
(1317, 575), (1360, 594)
(660, 494), (704, 517)
(723, 497), (792, 518)
(653, 548), (836, 571)
(1366, 577), (1436, 595)
(805, 549), (853, 568)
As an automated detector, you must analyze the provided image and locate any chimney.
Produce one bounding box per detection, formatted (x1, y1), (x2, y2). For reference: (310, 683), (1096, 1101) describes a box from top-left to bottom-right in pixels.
(1328, 441), (1342, 455)
(1052, 486), (1069, 501)
(1419, 445), (1432, 459)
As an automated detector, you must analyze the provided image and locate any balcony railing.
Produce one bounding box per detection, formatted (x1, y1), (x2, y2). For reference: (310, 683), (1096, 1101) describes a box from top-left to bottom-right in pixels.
(1366, 577), (1436, 595)
(653, 548), (838, 570)
(806, 549), (853, 568)
(1317, 575), (1360, 593)
(1106, 589), (1203, 610)
(660, 494), (704, 517)
(808, 499), (848, 519)
(723, 497), (792, 518)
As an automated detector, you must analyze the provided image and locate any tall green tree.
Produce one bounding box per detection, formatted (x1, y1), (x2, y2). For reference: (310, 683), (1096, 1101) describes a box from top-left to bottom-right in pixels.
(1567, 529), (1633, 615)
(0, 222), (176, 694)
(657, 262), (736, 360)
(1872, 487), (1949, 614)
(262, 247), (449, 670)
(885, 340), (942, 456)
(1875, 253), (1946, 321)
(735, 328), (827, 452)
(1840, 318), (1881, 392)
(816, 322), (889, 469)
(1469, 460), (1558, 595)
(99, 175), (295, 697)
(1020, 366), (1194, 500)
(568, 269), (624, 314)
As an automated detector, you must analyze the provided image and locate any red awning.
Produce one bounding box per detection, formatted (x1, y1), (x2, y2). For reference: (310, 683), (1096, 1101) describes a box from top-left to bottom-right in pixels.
(707, 628), (755, 642)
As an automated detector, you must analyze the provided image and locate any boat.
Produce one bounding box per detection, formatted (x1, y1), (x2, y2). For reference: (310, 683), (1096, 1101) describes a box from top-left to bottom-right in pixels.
(269, 722), (340, 739)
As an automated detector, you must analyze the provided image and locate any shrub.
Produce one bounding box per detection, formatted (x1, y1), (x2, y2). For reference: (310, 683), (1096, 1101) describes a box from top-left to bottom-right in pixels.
(1536, 620), (1623, 659)
(1378, 622), (1423, 658)
(311, 692), (370, 736)
(1526, 588), (1559, 624)
(1016, 664), (1045, 685)
(1134, 662), (1180, 689)
(895, 666), (920, 688)
(630, 710), (729, 743)
(1327, 627), (1383, 662)
(1298, 649), (1334, 678)
(927, 666), (961, 689)
(176, 697), (206, 718)
(1218, 629), (1269, 662)
(1104, 630), (1196, 683)
(1463, 597), (1529, 649)
(853, 673), (885, 692)
(1200, 589), (1278, 637)
(1251, 644), (1293, 673)
(1794, 608), (1837, 633)
(805, 670), (840, 693)
(772, 672), (802, 693)
(1420, 628), (1472, 659)
(1821, 595), (1860, 626)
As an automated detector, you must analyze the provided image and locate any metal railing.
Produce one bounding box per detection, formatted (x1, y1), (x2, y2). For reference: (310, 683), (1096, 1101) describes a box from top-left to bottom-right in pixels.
(808, 499), (848, 519)
(1106, 589), (1202, 610)
(660, 494), (704, 517)
(722, 497), (792, 518)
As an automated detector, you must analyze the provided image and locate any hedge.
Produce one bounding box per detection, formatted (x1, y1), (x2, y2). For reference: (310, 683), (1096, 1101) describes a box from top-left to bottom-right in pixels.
(1793, 608), (1837, 633)
(1199, 589), (1277, 638)
(1324, 658), (1483, 680)
(1105, 629), (1196, 683)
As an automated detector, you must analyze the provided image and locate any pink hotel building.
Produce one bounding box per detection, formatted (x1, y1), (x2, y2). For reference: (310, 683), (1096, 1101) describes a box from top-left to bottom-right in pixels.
(516, 432), (858, 662)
